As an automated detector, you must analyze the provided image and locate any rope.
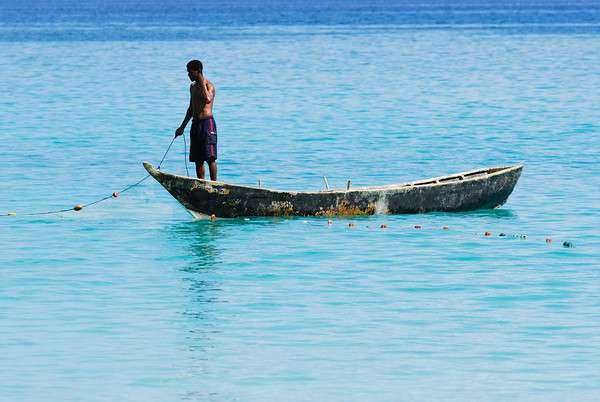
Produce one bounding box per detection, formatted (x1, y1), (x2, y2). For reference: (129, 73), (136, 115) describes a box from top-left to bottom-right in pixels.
(16, 207), (76, 217)
(82, 175), (151, 209)
(183, 133), (190, 176)
(3, 136), (177, 217)
(157, 136), (176, 170)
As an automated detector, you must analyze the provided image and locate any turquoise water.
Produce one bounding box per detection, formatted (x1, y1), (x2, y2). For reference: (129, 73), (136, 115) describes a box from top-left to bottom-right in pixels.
(2, 3), (600, 401)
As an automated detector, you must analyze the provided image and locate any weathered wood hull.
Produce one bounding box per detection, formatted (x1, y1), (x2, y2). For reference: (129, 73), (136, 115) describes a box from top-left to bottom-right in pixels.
(143, 162), (522, 218)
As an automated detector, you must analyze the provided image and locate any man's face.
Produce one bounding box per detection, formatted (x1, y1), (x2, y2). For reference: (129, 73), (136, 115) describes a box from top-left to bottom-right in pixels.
(187, 68), (200, 82)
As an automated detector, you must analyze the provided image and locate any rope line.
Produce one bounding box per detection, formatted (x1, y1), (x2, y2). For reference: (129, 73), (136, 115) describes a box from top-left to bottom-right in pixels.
(183, 133), (190, 177)
(157, 136), (176, 170)
(18, 207), (76, 217)
(83, 175), (152, 209)
(3, 136), (177, 217)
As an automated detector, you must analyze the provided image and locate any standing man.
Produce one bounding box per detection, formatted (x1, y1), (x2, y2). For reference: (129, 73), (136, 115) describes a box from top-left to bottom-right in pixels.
(175, 59), (217, 180)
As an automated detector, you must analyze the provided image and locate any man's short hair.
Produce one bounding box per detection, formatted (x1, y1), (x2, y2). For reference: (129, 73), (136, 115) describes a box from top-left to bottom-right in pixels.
(187, 59), (203, 74)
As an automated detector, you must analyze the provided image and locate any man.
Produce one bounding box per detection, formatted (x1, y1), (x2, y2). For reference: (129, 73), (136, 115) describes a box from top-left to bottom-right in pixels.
(175, 59), (217, 180)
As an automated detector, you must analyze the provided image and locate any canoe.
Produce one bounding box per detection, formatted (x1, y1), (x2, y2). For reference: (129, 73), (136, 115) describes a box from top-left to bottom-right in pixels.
(143, 162), (522, 219)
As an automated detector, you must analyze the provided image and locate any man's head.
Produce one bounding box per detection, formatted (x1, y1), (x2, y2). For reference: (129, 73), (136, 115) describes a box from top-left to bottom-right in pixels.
(187, 59), (203, 82)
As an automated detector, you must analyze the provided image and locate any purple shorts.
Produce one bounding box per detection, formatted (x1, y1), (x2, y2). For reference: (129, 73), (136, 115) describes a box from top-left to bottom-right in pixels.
(190, 117), (217, 162)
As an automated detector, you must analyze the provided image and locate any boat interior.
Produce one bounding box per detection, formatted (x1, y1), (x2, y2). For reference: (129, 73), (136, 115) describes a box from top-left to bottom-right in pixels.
(356, 165), (517, 192)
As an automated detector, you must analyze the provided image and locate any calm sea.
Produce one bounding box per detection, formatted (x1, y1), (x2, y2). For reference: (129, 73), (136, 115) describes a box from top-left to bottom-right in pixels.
(1, 1), (599, 401)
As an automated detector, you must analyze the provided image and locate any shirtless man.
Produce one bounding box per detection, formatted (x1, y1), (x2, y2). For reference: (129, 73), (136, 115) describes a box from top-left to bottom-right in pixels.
(175, 59), (217, 180)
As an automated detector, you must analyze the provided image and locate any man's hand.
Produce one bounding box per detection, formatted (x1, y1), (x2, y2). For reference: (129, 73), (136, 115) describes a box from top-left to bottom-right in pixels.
(175, 126), (185, 137)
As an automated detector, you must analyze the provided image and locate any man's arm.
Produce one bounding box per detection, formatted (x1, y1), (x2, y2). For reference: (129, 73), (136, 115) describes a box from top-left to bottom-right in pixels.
(175, 100), (193, 137)
(197, 77), (214, 103)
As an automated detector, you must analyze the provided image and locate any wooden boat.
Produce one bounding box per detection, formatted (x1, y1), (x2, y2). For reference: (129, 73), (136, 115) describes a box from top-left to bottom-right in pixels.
(143, 162), (522, 219)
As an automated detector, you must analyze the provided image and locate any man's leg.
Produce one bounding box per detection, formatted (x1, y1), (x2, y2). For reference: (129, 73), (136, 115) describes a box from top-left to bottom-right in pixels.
(208, 158), (217, 181)
(195, 162), (205, 179)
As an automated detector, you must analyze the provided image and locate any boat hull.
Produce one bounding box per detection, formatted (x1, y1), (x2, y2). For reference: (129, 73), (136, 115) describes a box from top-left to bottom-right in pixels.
(143, 163), (522, 218)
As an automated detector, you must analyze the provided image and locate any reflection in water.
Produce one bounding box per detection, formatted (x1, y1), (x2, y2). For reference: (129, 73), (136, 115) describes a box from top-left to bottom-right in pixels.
(163, 217), (300, 399)
(463, 208), (518, 219)
(168, 220), (225, 272)
(164, 220), (226, 362)
(163, 218), (289, 360)
(167, 217), (290, 271)
(430, 208), (518, 220)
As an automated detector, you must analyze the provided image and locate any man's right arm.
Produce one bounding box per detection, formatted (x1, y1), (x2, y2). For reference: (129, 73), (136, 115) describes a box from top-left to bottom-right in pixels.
(175, 102), (192, 137)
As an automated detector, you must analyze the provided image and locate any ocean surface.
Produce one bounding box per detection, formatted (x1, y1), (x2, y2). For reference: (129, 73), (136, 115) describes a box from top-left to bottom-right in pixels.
(1, 1), (599, 401)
